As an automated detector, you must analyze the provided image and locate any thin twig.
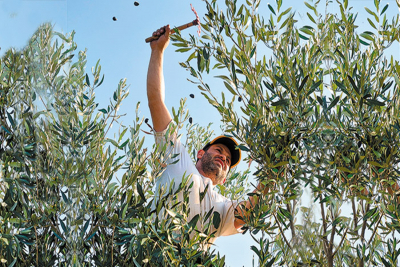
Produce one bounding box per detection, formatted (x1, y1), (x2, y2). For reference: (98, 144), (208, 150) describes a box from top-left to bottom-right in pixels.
(351, 197), (358, 231)
(332, 226), (349, 257)
(286, 202), (296, 238)
(329, 211), (337, 252)
(35, 226), (38, 266)
(112, 225), (115, 265)
(360, 203), (370, 243)
(368, 213), (383, 245)
(319, 182), (328, 240)
(273, 213), (292, 249)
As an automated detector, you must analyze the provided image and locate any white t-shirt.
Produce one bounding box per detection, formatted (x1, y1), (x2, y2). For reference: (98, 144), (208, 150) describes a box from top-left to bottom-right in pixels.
(154, 123), (240, 244)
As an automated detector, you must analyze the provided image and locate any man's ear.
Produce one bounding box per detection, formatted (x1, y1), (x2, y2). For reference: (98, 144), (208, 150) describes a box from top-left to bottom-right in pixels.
(197, 149), (205, 160)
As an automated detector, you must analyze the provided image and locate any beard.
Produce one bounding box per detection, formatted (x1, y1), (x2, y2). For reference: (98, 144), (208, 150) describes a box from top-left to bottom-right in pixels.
(200, 151), (227, 184)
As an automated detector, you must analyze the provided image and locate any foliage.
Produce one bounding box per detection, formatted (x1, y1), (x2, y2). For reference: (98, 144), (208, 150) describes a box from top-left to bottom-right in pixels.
(172, 0), (400, 266)
(4, 0), (400, 266)
(0, 24), (230, 266)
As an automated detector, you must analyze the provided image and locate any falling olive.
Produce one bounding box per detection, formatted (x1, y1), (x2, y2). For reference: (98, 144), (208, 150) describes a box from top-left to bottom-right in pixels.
(145, 118), (149, 123)
(189, 94), (195, 98)
(238, 97), (242, 102)
(189, 117), (193, 124)
(112, 17), (117, 21)
(134, 1), (139, 6)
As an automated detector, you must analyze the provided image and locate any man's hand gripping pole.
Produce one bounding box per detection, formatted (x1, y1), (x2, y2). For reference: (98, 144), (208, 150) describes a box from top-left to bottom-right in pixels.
(145, 4), (201, 43)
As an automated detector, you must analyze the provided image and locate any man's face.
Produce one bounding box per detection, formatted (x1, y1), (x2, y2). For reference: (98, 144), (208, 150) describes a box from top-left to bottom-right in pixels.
(197, 144), (231, 185)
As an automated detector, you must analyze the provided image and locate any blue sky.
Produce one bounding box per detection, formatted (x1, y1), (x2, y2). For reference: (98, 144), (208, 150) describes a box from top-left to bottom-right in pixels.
(1, 0), (400, 266)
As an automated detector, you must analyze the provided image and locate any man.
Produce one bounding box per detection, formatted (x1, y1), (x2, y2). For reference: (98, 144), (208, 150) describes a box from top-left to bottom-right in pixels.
(147, 25), (267, 244)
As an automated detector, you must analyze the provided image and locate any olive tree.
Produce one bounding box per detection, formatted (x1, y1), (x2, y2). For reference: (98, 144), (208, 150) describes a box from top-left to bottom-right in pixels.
(172, 0), (400, 265)
(4, 0), (400, 265)
(0, 24), (231, 266)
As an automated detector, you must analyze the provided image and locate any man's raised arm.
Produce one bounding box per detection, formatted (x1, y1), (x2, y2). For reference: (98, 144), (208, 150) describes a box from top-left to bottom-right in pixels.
(147, 25), (172, 132)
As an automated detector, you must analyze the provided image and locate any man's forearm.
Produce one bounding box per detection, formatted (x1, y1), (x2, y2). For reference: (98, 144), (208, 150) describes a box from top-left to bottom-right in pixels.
(234, 182), (269, 229)
(147, 50), (171, 132)
(147, 50), (165, 104)
(146, 25), (172, 132)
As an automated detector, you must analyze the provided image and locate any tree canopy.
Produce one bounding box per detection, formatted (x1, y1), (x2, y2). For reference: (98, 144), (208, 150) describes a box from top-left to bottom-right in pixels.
(2, 0), (400, 266)
(172, 0), (400, 265)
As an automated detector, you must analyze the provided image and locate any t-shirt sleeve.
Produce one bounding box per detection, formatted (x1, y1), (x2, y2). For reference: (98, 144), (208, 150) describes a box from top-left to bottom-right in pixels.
(217, 197), (242, 236)
(153, 121), (196, 193)
(154, 121), (179, 164)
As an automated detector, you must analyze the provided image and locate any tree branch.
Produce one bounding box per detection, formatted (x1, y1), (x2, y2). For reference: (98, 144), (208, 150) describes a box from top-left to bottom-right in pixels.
(332, 226), (349, 257)
(273, 213), (292, 249)
(319, 179), (328, 256)
(360, 203), (370, 243)
(368, 213), (383, 245)
(351, 197), (358, 231)
(286, 202), (296, 238)
(329, 209), (337, 252)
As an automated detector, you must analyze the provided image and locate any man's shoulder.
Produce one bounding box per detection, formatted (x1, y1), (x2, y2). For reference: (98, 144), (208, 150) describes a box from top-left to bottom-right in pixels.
(154, 121), (179, 145)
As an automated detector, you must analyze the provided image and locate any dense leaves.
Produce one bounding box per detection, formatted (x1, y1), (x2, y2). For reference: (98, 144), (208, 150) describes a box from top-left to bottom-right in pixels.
(0, 24), (230, 266)
(173, 0), (400, 266)
(4, 0), (400, 266)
